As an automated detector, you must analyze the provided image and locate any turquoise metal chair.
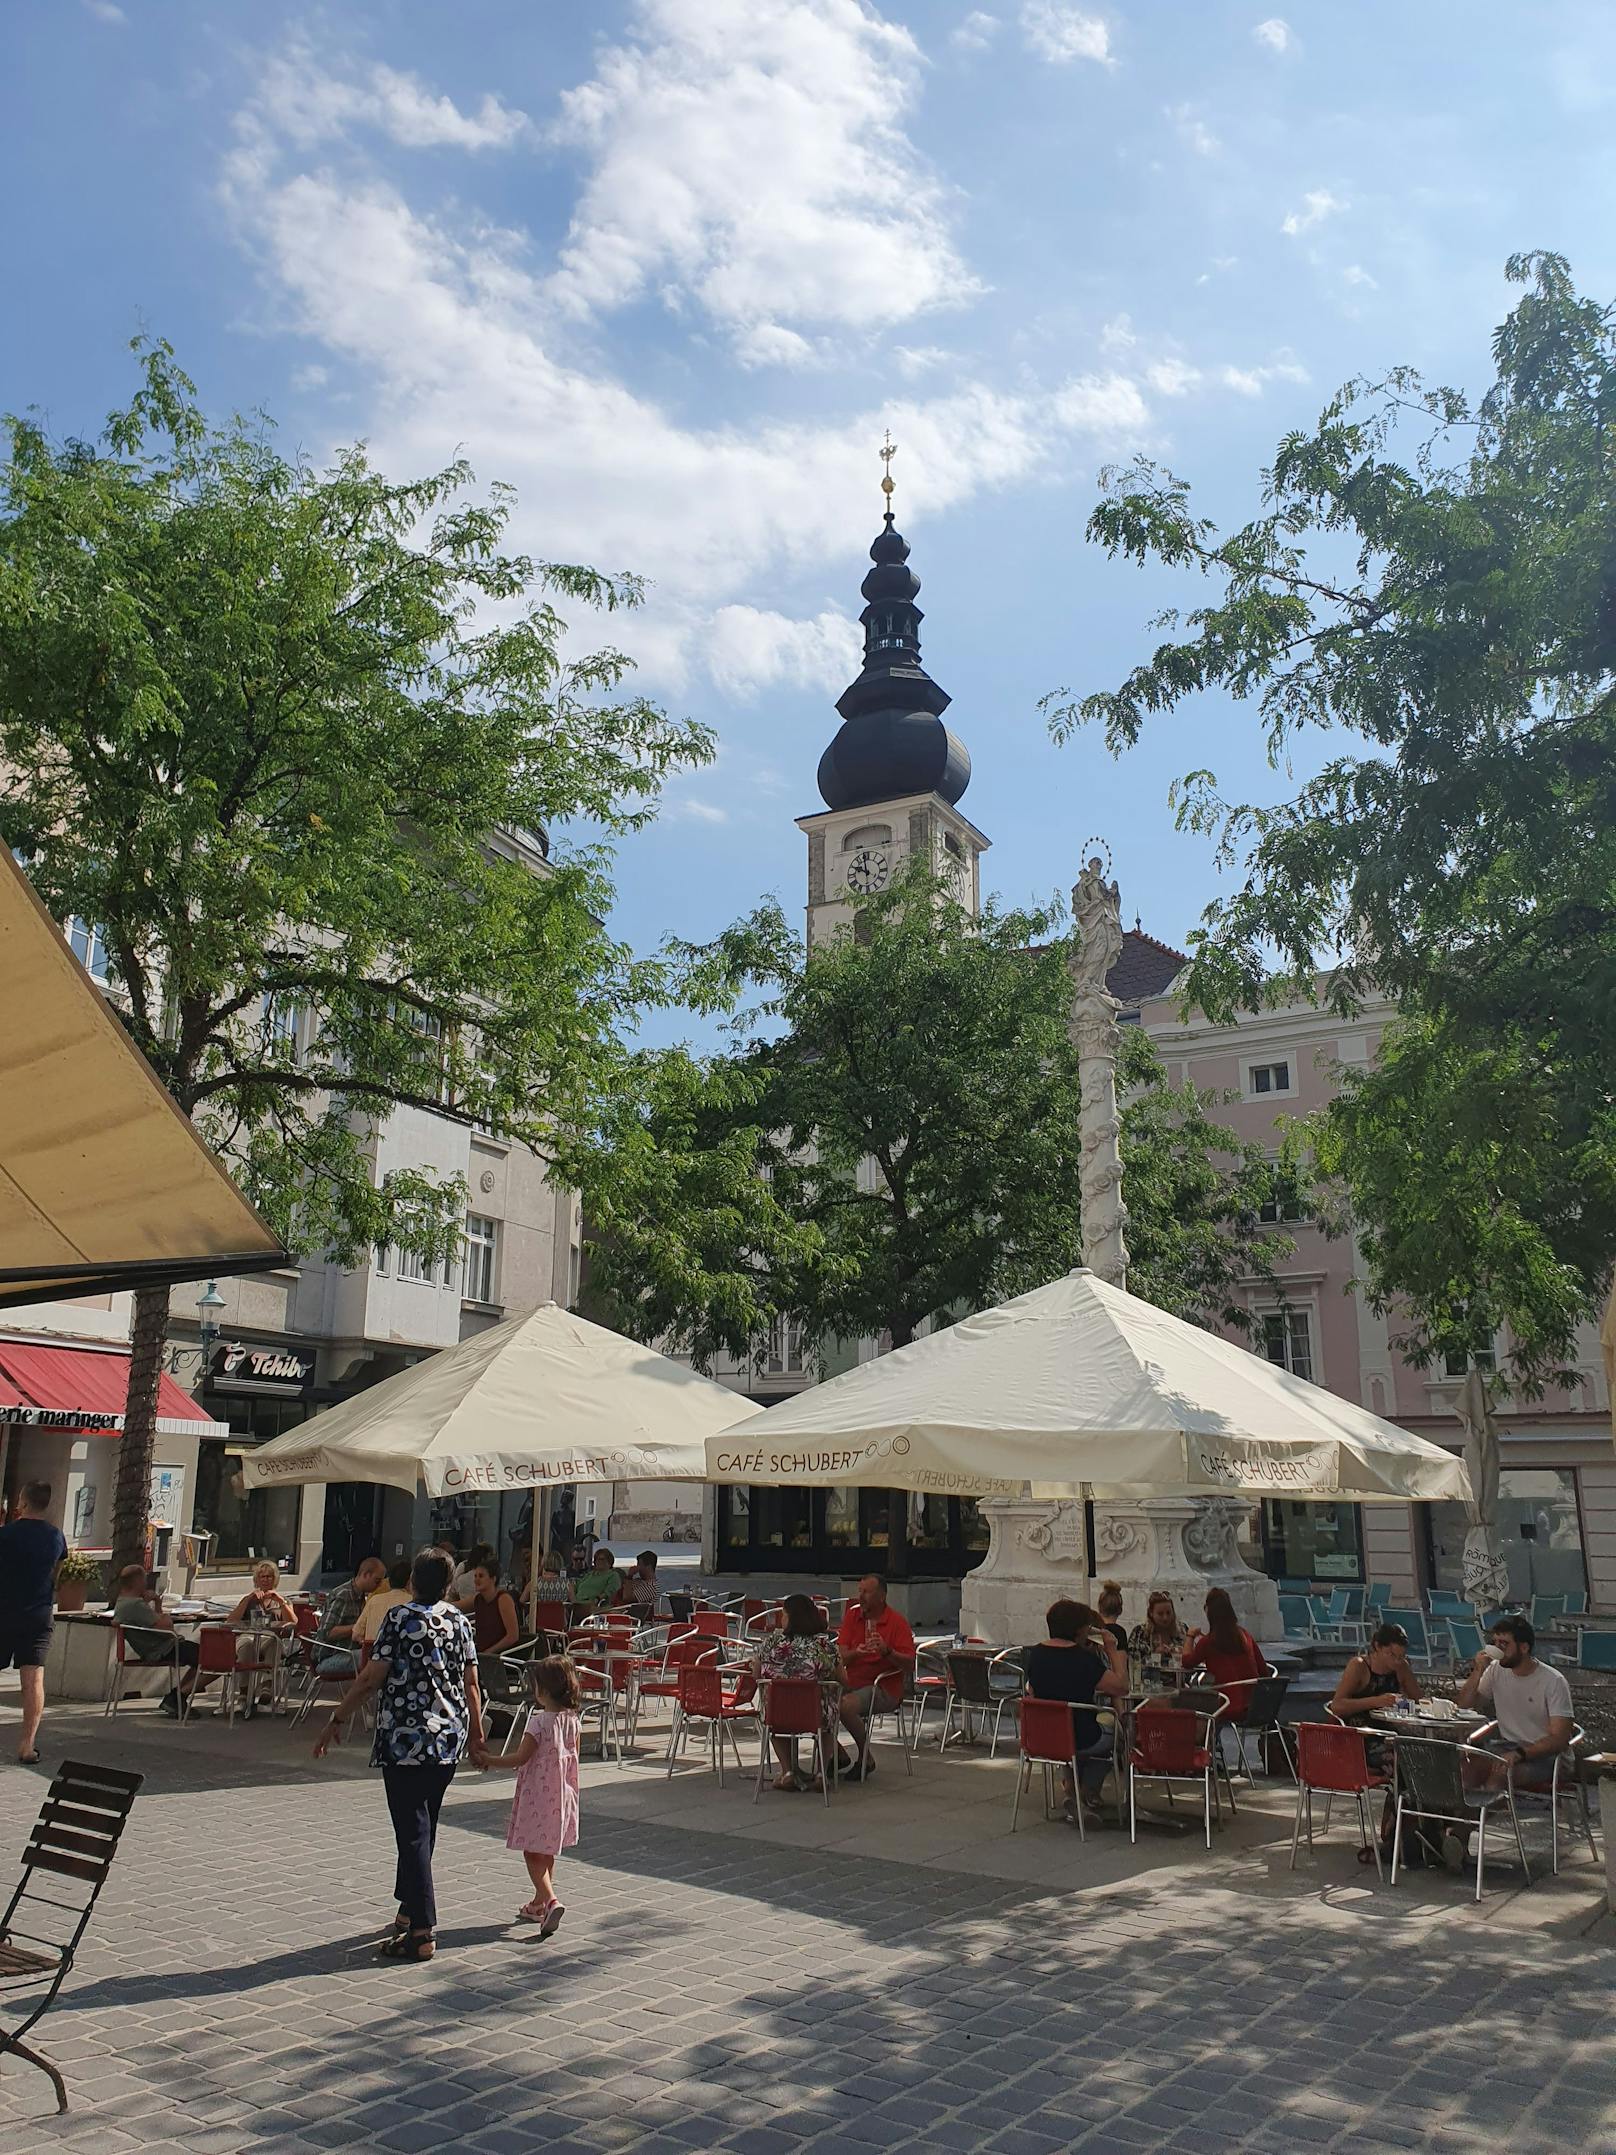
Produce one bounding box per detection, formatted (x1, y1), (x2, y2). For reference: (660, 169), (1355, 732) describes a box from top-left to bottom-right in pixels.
(1563, 1591), (1587, 1617)
(1427, 1590), (1471, 1619)
(1447, 1618), (1485, 1667)
(1577, 1630), (1616, 1672)
(1278, 1594), (1315, 1637)
(1380, 1608), (1434, 1668)
(1325, 1589), (1366, 1644)
(1530, 1593), (1569, 1627)
(1365, 1583), (1391, 1616)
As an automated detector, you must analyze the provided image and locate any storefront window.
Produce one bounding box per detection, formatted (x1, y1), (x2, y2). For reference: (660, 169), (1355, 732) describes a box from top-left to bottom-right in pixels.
(906, 1494), (951, 1549)
(1260, 1498), (1364, 1583)
(754, 1488), (814, 1549)
(825, 1487), (859, 1547)
(960, 1498), (991, 1553)
(722, 1485), (751, 1548)
(1427, 1468), (1586, 1604)
(193, 1441), (301, 1565)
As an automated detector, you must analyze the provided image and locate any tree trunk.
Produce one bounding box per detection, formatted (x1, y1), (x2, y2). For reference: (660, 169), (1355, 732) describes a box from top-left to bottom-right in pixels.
(110, 1283), (169, 1585)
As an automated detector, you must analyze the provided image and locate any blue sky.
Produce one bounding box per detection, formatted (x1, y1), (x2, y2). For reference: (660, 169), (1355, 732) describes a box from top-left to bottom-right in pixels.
(7, 1), (1615, 1042)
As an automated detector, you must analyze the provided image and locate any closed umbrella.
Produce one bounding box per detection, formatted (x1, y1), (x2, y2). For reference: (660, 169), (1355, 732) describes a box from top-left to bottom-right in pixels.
(706, 1269), (1471, 1505)
(1453, 1367), (1511, 1611)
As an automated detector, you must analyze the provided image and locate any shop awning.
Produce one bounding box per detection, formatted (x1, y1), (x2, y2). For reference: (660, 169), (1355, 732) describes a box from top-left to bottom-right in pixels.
(0, 1339), (230, 1439)
(0, 847), (285, 1308)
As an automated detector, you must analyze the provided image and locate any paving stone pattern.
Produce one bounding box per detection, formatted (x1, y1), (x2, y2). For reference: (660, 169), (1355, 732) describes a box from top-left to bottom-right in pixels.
(0, 1716), (1613, 2154)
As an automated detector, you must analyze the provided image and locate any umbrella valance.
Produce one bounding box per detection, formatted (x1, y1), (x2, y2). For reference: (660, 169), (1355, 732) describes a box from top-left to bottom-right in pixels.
(243, 1301), (759, 1498)
(0, 848), (283, 1306)
(708, 1269), (1471, 1506)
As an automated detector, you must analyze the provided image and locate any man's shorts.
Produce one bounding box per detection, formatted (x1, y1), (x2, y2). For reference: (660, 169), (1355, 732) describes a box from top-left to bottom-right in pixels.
(0, 1623), (53, 1670)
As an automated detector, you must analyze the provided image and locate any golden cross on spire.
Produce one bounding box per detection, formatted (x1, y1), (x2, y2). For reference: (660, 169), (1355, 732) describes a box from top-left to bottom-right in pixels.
(879, 429), (897, 516)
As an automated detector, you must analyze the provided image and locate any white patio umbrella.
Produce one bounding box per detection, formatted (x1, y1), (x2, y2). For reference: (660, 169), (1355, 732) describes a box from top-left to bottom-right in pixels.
(706, 1269), (1472, 1505)
(242, 1300), (758, 1498)
(1453, 1367), (1511, 1610)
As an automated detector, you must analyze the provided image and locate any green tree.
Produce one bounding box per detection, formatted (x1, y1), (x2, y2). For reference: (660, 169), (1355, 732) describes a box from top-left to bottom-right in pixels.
(1047, 250), (1616, 1368)
(0, 340), (710, 1574)
(1310, 1020), (1616, 1386)
(570, 864), (1283, 1366)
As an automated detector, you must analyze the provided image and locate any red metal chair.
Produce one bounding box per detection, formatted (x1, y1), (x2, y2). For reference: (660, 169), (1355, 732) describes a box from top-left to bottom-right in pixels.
(103, 1625), (184, 1716)
(568, 1652), (623, 1766)
(191, 1624), (277, 1725)
(665, 1663), (759, 1787)
(755, 1677), (833, 1806)
(1012, 1698), (1087, 1839)
(907, 1646), (952, 1754)
(1128, 1698), (1224, 1848)
(626, 1635), (718, 1744)
(1289, 1720), (1391, 1881)
(292, 1604), (320, 1638)
(689, 1611), (733, 1640)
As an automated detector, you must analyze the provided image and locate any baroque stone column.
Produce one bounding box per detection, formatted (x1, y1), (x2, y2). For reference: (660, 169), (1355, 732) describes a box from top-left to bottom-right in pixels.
(960, 852), (1282, 1644)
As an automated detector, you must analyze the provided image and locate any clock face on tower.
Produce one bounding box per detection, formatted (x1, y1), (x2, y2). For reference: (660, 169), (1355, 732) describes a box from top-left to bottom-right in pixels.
(844, 847), (891, 895)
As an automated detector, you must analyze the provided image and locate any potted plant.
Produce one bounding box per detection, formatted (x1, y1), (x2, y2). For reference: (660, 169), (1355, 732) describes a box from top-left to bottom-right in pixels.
(55, 1551), (104, 1614)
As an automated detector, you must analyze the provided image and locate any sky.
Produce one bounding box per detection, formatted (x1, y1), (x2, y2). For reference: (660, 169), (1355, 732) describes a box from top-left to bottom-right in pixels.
(6, 0), (1616, 1045)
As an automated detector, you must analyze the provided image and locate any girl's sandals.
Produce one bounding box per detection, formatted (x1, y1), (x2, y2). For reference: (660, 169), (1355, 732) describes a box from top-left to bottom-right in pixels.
(377, 1926), (435, 1961)
(771, 1772), (800, 1792)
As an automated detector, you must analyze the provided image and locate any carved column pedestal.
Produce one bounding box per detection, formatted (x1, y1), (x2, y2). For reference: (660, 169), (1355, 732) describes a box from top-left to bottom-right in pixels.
(960, 1494), (1284, 1648)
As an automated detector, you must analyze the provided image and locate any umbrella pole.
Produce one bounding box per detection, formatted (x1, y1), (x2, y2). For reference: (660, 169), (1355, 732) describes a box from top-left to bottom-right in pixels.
(528, 1485), (553, 1636)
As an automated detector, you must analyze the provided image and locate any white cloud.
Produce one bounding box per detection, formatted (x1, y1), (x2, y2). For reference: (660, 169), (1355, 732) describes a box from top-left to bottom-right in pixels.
(1252, 18), (1291, 53)
(1020, 3), (1113, 66)
(1145, 357), (1201, 397)
(707, 606), (860, 698)
(1099, 312), (1136, 355)
(1217, 354), (1309, 396)
(734, 323), (820, 370)
(290, 363), (330, 391)
(892, 344), (954, 378)
(1342, 263), (1378, 289)
(82, 0), (126, 23)
(951, 10), (1001, 50)
(1167, 103), (1219, 157)
(546, 0), (980, 357)
(248, 43), (529, 153)
(1281, 188), (1346, 236)
(222, 35), (1161, 702)
(668, 796), (731, 825)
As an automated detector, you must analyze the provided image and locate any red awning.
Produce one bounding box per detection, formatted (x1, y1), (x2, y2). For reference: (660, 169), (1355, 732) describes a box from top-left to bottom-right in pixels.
(0, 1340), (229, 1438)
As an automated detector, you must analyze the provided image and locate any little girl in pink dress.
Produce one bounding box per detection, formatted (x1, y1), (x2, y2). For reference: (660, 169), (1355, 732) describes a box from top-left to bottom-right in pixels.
(478, 1655), (581, 1932)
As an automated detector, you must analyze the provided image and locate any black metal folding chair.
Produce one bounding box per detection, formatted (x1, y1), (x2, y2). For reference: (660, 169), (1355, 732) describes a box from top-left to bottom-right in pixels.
(1, 1758), (144, 2113)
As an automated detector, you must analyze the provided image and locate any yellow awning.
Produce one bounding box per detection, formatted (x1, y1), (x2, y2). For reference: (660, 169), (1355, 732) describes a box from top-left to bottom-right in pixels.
(0, 849), (284, 1307)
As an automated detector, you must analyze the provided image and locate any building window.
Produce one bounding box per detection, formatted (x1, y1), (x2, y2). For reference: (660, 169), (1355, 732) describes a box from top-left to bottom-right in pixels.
(1258, 1170), (1310, 1225)
(1248, 1060), (1292, 1097)
(763, 1319), (804, 1376)
(1259, 1499), (1364, 1584)
(67, 917), (111, 981)
(397, 1245), (436, 1286)
(373, 1244), (390, 1276)
(462, 1213), (499, 1304)
(1426, 1468), (1587, 1607)
(261, 993), (300, 1058)
(1261, 1309), (1314, 1383)
(1442, 1341), (1498, 1378)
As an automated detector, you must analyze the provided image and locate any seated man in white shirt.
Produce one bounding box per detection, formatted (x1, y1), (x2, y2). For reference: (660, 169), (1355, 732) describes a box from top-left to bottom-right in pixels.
(1455, 1613), (1575, 1791)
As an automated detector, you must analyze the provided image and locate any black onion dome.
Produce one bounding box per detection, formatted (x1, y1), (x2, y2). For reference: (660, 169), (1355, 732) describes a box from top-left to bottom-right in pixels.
(817, 513), (970, 811)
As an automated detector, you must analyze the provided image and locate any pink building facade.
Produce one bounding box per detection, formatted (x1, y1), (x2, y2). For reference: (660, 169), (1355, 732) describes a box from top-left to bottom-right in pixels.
(1140, 985), (1616, 1614)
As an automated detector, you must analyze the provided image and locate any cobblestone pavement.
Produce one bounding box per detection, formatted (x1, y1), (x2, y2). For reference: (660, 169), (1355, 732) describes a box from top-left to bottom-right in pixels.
(1, 1700), (1613, 2155)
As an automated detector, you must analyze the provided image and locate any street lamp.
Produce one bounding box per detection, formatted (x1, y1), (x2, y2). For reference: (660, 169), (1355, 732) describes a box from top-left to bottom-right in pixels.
(195, 1279), (226, 1355)
(163, 1280), (228, 1378)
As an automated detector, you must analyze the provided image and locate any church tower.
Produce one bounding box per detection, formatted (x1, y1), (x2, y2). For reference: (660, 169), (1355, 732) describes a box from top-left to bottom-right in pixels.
(798, 439), (989, 948)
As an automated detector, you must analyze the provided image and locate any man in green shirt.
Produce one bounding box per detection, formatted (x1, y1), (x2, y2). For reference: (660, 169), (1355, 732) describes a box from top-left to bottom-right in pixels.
(571, 1548), (623, 1609)
(111, 1564), (201, 1715)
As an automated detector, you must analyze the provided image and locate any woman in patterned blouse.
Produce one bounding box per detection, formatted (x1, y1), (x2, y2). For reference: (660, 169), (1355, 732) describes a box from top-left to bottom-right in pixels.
(314, 1546), (485, 1962)
(1127, 1591), (1188, 1694)
(753, 1594), (845, 1791)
